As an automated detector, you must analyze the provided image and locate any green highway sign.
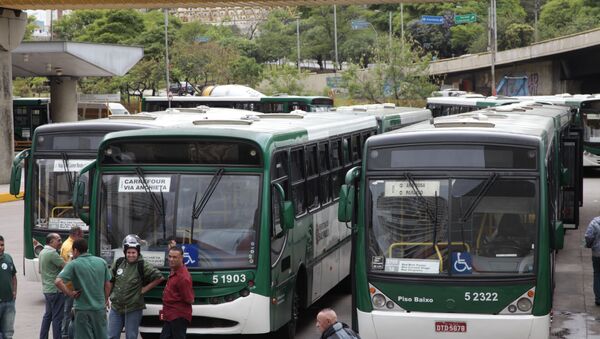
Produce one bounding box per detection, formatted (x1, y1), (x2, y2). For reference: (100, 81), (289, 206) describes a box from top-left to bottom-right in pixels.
(454, 13), (476, 24)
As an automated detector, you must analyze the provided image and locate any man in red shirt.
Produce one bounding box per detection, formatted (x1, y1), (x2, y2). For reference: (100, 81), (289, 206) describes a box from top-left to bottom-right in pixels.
(160, 246), (194, 339)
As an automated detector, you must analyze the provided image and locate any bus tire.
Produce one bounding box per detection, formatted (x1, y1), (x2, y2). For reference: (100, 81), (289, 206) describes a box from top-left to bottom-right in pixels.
(277, 286), (300, 339)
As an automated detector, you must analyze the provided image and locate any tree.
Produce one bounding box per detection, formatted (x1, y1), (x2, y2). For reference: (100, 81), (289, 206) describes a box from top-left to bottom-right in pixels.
(259, 65), (309, 95)
(23, 15), (38, 41)
(341, 37), (437, 103)
(255, 9), (295, 63)
(539, 0), (600, 40)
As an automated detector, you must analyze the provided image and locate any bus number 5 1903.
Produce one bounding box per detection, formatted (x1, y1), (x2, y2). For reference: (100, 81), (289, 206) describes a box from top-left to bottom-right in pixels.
(212, 274), (247, 284)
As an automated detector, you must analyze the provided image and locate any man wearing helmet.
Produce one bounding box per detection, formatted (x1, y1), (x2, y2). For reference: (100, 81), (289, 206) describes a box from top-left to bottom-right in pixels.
(107, 235), (164, 339)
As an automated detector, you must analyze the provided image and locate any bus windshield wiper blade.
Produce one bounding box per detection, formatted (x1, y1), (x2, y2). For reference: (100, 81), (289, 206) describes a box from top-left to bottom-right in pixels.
(190, 168), (224, 243)
(134, 167), (167, 239)
(61, 152), (74, 195)
(459, 173), (499, 223)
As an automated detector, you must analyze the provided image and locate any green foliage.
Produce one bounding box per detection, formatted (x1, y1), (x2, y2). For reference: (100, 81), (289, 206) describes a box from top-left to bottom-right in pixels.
(23, 15), (38, 41)
(12, 77), (47, 97)
(341, 37), (437, 103)
(259, 65), (309, 95)
(539, 0), (600, 40)
(504, 23), (535, 49)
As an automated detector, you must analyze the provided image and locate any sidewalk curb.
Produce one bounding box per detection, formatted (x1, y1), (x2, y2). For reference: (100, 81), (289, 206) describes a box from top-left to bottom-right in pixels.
(0, 193), (22, 203)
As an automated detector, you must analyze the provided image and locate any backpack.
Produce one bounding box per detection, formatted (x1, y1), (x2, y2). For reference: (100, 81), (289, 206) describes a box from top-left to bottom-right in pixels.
(110, 257), (145, 284)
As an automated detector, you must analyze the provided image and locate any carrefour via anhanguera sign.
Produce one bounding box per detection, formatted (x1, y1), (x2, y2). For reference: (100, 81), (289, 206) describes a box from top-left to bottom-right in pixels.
(454, 13), (477, 24)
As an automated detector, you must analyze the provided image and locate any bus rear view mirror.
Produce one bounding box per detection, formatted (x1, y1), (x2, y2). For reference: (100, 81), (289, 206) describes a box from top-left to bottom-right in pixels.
(282, 201), (294, 231)
(338, 184), (355, 223)
(10, 149), (30, 197)
(273, 182), (295, 231)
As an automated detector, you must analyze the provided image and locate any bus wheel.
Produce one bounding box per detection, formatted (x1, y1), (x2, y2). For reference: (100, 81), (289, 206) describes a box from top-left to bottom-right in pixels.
(277, 287), (300, 339)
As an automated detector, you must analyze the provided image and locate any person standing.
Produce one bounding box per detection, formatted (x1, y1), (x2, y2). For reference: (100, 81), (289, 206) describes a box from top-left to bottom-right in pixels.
(586, 216), (600, 305)
(0, 235), (17, 339)
(108, 235), (164, 339)
(316, 308), (361, 339)
(39, 233), (66, 339)
(59, 226), (83, 338)
(55, 238), (111, 339)
(160, 246), (194, 339)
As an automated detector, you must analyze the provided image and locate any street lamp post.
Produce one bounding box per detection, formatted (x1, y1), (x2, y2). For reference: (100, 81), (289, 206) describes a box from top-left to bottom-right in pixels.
(489, 0), (497, 96)
(296, 16), (301, 71)
(333, 5), (339, 71)
(164, 8), (171, 108)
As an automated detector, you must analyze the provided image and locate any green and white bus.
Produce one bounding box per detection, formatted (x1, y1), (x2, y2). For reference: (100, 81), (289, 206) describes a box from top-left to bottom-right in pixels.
(338, 103), (581, 339)
(10, 109), (213, 281)
(142, 94), (334, 113)
(72, 110), (385, 337)
(426, 95), (520, 117)
(332, 104), (432, 133)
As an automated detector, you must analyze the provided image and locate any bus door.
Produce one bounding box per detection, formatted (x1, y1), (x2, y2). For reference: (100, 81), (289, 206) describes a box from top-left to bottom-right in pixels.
(269, 151), (295, 332)
(569, 113), (584, 206)
(560, 131), (582, 229)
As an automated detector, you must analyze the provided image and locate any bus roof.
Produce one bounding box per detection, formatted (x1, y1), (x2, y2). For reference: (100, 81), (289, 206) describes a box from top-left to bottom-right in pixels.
(100, 109), (378, 152)
(369, 103), (564, 151)
(332, 104), (432, 125)
(426, 95), (520, 107)
(143, 96), (262, 102)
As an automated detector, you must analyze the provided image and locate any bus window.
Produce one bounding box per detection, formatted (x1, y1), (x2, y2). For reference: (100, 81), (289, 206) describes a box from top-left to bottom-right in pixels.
(271, 150), (289, 264)
(290, 148), (306, 216)
(343, 137), (352, 166)
(330, 139), (343, 199)
(306, 144), (319, 211)
(318, 142), (332, 205)
(352, 134), (361, 163)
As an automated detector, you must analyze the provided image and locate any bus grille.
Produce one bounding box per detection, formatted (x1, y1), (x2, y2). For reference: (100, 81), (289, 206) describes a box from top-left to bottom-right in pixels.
(141, 315), (239, 328)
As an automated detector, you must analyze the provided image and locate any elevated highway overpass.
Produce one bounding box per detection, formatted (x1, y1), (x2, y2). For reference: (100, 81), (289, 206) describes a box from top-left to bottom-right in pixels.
(430, 28), (600, 96)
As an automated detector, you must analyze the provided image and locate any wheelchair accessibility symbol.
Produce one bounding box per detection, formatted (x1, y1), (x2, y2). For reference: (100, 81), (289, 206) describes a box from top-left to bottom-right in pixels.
(181, 244), (199, 267)
(451, 252), (472, 274)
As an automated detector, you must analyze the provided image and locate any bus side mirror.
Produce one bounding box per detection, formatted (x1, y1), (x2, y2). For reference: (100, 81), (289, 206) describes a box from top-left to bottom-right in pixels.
(10, 149), (30, 196)
(553, 221), (564, 250)
(281, 201), (294, 231)
(273, 182), (294, 231)
(338, 184), (355, 223)
(72, 161), (95, 225)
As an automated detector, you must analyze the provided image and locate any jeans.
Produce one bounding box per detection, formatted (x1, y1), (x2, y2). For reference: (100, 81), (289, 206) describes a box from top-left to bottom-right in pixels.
(40, 293), (65, 339)
(160, 317), (188, 339)
(61, 296), (74, 338)
(108, 308), (143, 339)
(593, 256), (600, 304)
(0, 300), (15, 339)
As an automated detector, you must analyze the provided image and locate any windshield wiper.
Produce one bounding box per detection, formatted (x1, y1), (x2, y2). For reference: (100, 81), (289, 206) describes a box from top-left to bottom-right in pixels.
(61, 152), (74, 196)
(190, 168), (224, 244)
(405, 173), (440, 246)
(134, 167), (167, 239)
(458, 173), (499, 223)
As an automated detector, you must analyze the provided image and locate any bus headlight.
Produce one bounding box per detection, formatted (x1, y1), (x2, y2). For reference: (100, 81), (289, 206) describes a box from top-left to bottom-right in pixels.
(386, 301), (395, 309)
(372, 294), (386, 308)
(517, 298), (532, 312)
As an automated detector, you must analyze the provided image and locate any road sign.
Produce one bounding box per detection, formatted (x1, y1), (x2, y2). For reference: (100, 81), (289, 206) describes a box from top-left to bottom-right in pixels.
(420, 15), (444, 25)
(454, 13), (477, 24)
(194, 36), (210, 43)
(351, 19), (371, 30)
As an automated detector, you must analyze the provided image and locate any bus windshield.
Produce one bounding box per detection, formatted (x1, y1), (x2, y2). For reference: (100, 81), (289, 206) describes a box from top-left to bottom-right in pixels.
(368, 177), (537, 277)
(99, 172), (260, 270)
(34, 158), (92, 231)
(582, 111), (600, 144)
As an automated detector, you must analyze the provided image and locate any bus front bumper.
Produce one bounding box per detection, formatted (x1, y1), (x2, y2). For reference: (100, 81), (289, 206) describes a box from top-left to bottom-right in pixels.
(358, 309), (550, 339)
(139, 292), (270, 335)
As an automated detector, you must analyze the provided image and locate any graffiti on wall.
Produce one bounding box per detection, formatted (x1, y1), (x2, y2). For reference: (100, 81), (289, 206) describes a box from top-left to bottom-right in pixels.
(528, 73), (539, 96)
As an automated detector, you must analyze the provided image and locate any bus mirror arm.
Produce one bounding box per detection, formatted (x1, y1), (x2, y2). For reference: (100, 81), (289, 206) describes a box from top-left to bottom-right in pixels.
(273, 182), (294, 231)
(10, 149), (30, 197)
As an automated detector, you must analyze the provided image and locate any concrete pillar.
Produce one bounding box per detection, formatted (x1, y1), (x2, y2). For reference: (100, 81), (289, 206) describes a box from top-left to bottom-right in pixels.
(49, 77), (78, 122)
(0, 8), (26, 184)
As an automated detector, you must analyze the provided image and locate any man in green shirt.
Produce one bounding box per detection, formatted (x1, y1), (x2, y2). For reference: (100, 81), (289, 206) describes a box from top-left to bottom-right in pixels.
(39, 233), (66, 339)
(55, 238), (111, 339)
(108, 235), (164, 339)
(0, 235), (17, 339)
